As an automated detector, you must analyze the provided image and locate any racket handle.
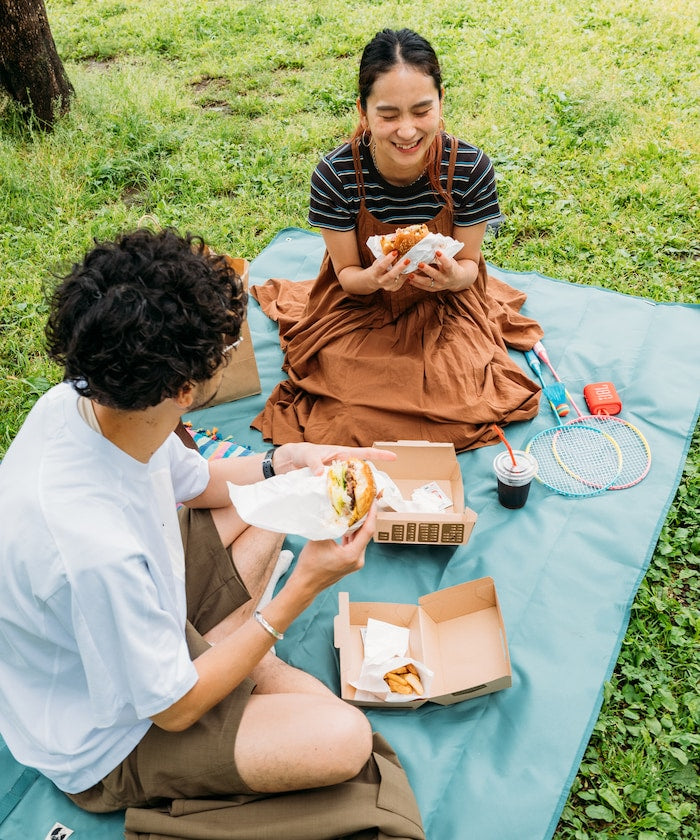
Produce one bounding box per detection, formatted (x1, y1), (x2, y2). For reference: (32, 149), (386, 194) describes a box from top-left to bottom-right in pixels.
(534, 340), (563, 382)
(533, 340), (551, 368)
(535, 341), (586, 417)
(525, 349), (543, 381)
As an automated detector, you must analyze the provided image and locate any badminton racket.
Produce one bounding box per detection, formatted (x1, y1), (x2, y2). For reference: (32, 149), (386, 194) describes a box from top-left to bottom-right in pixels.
(525, 350), (570, 417)
(535, 342), (652, 490)
(525, 369), (622, 498)
(533, 341), (587, 416)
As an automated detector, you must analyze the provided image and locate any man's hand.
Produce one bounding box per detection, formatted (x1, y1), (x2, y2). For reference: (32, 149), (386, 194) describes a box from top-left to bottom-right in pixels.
(282, 505), (377, 604)
(273, 443), (396, 476)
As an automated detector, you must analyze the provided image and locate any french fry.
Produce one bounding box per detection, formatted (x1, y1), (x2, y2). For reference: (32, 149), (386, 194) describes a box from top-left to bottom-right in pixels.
(385, 673), (410, 687)
(405, 673), (424, 694)
(383, 663), (424, 695)
(385, 679), (413, 695)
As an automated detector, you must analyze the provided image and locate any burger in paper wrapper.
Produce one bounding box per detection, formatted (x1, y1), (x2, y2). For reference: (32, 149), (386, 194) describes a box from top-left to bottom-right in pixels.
(327, 458), (376, 528)
(367, 228), (463, 275)
(227, 459), (378, 540)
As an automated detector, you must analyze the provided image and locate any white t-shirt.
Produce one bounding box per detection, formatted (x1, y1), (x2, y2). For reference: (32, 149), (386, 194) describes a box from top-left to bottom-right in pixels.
(0, 383), (210, 793)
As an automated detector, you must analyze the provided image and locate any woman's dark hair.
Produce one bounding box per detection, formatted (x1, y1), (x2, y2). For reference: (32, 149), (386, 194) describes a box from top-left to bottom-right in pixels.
(45, 228), (247, 411)
(356, 28), (442, 113)
(352, 29), (449, 208)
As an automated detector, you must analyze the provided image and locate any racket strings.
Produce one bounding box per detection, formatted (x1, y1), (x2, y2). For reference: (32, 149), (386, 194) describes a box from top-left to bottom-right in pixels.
(567, 415), (651, 489)
(525, 343), (652, 493)
(526, 425), (622, 497)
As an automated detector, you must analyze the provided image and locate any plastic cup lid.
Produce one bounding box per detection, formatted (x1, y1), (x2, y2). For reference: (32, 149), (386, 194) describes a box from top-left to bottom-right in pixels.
(493, 450), (538, 485)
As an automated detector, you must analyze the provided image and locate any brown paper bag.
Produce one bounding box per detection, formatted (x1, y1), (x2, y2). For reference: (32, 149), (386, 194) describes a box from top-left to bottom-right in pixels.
(209, 257), (261, 406)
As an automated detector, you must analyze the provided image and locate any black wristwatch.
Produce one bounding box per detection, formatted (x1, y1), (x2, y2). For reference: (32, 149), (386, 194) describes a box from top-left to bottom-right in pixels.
(261, 448), (276, 479)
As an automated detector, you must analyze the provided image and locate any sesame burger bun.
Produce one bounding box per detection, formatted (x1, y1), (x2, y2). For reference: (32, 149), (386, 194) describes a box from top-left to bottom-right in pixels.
(327, 458), (377, 528)
(380, 224), (430, 260)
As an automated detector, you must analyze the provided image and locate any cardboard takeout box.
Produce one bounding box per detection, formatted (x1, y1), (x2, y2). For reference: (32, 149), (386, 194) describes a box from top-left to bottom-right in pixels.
(372, 441), (477, 545)
(334, 577), (512, 709)
(209, 257), (262, 406)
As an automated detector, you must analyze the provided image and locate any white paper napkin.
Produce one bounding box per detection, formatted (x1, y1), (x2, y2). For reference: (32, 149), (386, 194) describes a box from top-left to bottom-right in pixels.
(227, 467), (450, 540)
(228, 467), (350, 540)
(350, 618), (433, 703)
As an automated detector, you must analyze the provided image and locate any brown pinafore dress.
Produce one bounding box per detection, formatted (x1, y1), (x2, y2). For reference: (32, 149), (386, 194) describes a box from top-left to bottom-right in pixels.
(251, 136), (543, 451)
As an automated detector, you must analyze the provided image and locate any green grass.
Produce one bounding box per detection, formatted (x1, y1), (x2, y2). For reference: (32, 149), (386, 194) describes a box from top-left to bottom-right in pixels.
(560, 434), (700, 839)
(1, 0), (698, 835)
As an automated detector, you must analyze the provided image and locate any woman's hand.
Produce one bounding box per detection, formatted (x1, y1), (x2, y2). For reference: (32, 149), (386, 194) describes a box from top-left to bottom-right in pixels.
(367, 252), (412, 293)
(273, 442), (396, 476)
(321, 228), (411, 295)
(337, 251), (411, 294)
(407, 221), (485, 293)
(407, 250), (478, 293)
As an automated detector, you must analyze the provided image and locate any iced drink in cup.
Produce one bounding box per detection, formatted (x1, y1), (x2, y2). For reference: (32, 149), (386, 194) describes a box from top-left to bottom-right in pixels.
(493, 450), (538, 509)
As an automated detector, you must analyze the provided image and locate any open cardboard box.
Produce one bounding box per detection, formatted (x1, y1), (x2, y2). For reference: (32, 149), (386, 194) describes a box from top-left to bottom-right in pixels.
(373, 441), (477, 545)
(334, 577), (512, 709)
(209, 257), (262, 406)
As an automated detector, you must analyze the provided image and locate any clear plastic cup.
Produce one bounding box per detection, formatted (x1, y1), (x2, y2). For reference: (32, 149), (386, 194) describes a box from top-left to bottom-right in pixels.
(493, 450), (538, 509)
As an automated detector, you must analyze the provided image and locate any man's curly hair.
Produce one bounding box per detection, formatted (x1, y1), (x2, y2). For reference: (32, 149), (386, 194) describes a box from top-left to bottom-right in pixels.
(45, 228), (247, 411)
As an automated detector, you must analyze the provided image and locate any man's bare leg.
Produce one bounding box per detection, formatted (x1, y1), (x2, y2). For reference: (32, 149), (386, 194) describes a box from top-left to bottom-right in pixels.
(250, 649), (337, 696)
(207, 503), (374, 791)
(205, 505), (285, 644)
(234, 655), (374, 792)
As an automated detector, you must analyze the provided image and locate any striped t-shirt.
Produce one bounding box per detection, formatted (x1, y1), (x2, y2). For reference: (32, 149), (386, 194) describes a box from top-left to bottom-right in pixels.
(308, 134), (500, 231)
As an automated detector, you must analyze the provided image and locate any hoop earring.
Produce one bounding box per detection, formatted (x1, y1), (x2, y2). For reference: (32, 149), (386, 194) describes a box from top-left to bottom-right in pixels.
(439, 117), (446, 132)
(361, 129), (372, 147)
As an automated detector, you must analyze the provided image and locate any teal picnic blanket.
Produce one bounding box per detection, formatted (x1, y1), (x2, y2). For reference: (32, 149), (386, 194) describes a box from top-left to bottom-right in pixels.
(1, 227), (698, 840)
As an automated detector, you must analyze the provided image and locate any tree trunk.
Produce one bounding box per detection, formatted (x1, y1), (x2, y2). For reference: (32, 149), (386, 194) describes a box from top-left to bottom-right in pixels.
(0, 0), (74, 128)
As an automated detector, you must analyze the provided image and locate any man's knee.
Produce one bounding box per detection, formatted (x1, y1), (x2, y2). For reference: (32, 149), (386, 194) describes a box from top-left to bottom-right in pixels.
(332, 702), (374, 780)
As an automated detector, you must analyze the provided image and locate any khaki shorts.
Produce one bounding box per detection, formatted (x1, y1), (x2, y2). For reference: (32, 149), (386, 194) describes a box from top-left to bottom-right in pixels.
(68, 508), (257, 812)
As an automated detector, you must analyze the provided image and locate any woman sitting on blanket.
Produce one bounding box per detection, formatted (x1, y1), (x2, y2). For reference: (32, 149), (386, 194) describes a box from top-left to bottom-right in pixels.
(252, 28), (543, 451)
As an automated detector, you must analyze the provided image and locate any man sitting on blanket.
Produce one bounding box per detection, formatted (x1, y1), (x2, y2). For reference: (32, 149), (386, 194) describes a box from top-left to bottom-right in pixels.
(0, 229), (417, 830)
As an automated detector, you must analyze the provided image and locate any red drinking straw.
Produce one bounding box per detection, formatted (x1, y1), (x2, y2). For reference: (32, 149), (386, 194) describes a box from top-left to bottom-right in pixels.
(492, 424), (518, 469)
